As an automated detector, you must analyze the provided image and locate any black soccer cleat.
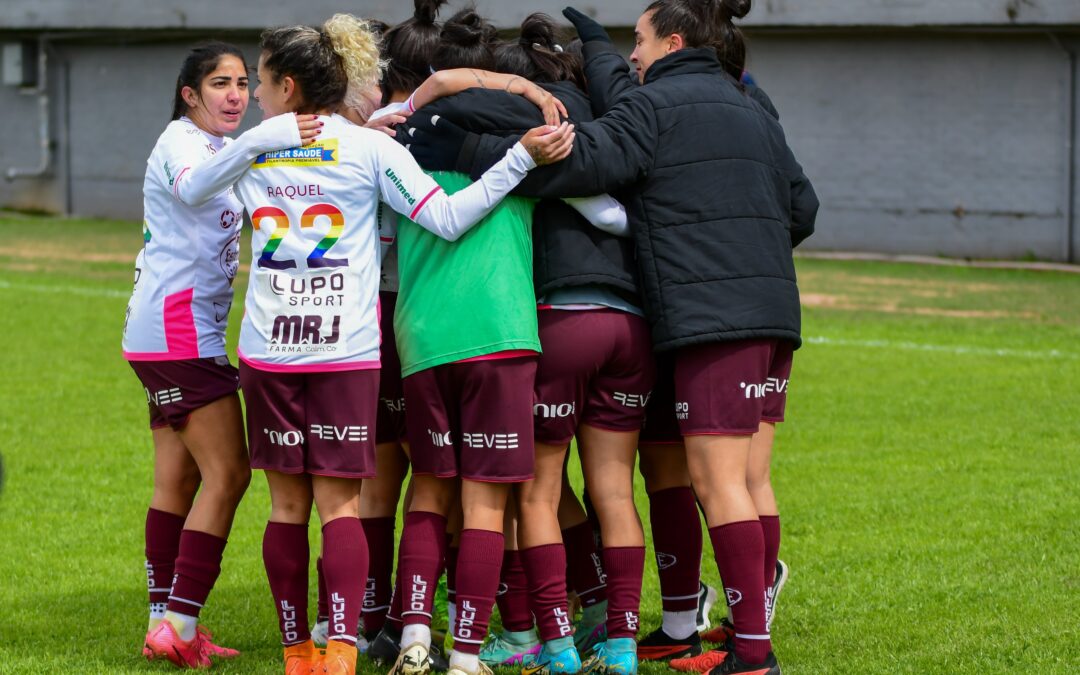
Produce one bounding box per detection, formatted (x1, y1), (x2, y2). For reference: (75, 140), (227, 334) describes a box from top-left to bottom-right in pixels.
(636, 626), (702, 661)
(367, 625), (403, 665)
(705, 650), (780, 675)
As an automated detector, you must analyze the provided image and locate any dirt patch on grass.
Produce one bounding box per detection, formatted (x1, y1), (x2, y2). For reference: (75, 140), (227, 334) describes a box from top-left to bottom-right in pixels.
(0, 242), (133, 264)
(800, 292), (1038, 320)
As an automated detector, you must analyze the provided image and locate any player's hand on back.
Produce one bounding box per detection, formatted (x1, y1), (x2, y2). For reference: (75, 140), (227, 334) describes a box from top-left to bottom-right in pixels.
(367, 110), (412, 138)
(520, 122), (576, 166)
(295, 114), (323, 146)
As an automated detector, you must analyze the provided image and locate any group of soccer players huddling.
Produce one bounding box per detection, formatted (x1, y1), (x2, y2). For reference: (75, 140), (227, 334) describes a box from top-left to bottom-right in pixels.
(122, 1), (817, 674)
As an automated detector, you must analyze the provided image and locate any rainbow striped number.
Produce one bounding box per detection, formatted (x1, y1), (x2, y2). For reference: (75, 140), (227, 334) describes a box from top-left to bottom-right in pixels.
(251, 203), (349, 270)
(251, 206), (296, 270)
(301, 203), (348, 268)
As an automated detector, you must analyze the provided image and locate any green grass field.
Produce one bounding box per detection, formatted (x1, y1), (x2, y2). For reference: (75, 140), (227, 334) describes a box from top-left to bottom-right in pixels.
(0, 214), (1077, 674)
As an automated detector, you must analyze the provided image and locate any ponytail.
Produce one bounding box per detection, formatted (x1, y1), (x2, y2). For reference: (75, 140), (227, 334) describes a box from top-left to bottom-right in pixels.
(646, 0), (751, 79)
(381, 0), (448, 101)
(494, 13), (585, 90)
(324, 13), (387, 94)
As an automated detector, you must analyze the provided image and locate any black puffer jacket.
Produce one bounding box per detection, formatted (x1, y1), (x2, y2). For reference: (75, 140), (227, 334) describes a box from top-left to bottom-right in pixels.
(462, 48), (818, 351)
(416, 83), (640, 303)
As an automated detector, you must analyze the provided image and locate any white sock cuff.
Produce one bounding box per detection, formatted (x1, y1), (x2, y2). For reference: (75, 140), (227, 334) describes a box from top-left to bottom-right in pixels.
(401, 624), (432, 648)
(662, 609), (698, 640)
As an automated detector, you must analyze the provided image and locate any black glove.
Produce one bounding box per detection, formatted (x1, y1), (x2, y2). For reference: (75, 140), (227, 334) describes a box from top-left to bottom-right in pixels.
(563, 7), (612, 44)
(402, 110), (472, 173)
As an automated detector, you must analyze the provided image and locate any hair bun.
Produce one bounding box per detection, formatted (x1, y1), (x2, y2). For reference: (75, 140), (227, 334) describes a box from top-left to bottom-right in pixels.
(719, 0), (751, 20)
(414, 0), (448, 25)
(442, 9), (495, 47)
(519, 13), (558, 49)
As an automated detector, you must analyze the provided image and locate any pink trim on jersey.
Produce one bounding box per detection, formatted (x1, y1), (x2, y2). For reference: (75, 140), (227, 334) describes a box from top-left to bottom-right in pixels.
(163, 288), (200, 359)
(172, 167), (191, 198)
(239, 352), (380, 373)
(455, 349), (538, 365)
(410, 186), (442, 220)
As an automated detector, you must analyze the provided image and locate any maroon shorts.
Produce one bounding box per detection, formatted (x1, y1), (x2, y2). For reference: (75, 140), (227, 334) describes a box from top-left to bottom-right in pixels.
(377, 292), (407, 445)
(240, 363), (379, 478)
(129, 356), (240, 431)
(673, 339), (794, 436)
(404, 355), (537, 482)
(533, 309), (655, 444)
(638, 353), (680, 445)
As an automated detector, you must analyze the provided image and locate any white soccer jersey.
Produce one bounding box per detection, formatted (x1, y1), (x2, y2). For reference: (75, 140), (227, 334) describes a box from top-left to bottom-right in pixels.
(233, 114), (534, 372)
(370, 100), (411, 294)
(123, 115), (302, 361)
(123, 119), (245, 360)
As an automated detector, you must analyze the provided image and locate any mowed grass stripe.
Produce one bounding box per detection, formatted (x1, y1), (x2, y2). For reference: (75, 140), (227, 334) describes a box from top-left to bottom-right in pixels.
(0, 215), (1077, 673)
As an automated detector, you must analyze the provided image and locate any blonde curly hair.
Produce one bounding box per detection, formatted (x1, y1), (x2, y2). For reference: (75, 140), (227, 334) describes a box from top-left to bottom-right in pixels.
(324, 14), (388, 96)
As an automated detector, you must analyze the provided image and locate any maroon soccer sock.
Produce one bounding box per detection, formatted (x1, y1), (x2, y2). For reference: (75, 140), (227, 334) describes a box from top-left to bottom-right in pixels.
(709, 521), (770, 664)
(649, 487), (702, 612)
(496, 549), (534, 632)
(760, 515), (780, 588)
(361, 516), (396, 635)
(452, 529), (505, 655)
(602, 546), (645, 639)
(145, 508), (185, 619)
(317, 557), (329, 623)
(398, 511), (447, 626)
(322, 517), (368, 645)
(166, 529), (227, 620)
(446, 541), (460, 609)
(562, 521), (607, 607)
(521, 544), (572, 642)
(263, 521), (311, 646)
(385, 572), (404, 631)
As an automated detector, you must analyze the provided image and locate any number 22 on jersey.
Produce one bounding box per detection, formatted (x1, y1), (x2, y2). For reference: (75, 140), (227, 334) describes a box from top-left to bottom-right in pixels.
(252, 204), (347, 270)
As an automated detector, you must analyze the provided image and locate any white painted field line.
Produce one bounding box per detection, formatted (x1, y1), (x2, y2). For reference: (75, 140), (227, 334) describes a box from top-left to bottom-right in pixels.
(806, 336), (1077, 361)
(0, 278), (129, 299)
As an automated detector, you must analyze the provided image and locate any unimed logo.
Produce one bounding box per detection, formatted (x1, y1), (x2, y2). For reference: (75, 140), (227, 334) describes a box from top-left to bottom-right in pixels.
(740, 377), (789, 399)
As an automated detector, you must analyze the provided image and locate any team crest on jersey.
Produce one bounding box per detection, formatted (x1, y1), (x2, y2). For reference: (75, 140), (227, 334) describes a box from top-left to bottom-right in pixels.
(253, 139), (339, 168)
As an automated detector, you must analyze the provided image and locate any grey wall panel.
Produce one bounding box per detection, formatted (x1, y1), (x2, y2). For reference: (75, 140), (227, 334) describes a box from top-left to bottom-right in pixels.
(61, 40), (262, 219)
(745, 33), (1071, 259)
(3, 0), (1079, 30)
(0, 28), (1077, 260)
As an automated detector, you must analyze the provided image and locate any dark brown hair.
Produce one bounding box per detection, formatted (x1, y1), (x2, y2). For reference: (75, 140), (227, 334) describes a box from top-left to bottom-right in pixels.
(171, 42), (247, 121)
(645, 0), (750, 79)
(381, 0), (448, 101)
(431, 7), (499, 71)
(494, 13), (585, 90)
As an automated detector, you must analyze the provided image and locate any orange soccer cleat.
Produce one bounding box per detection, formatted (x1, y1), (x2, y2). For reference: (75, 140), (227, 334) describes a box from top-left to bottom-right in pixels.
(322, 639), (359, 675)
